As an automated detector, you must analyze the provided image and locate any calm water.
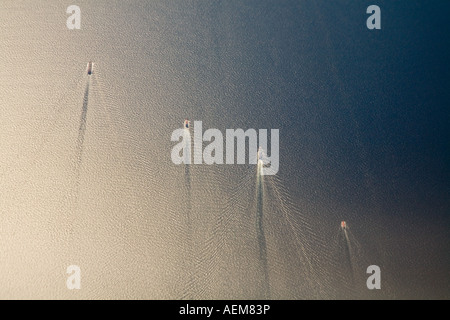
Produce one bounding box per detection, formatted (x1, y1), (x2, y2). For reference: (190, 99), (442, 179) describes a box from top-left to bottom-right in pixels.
(0, 0), (449, 299)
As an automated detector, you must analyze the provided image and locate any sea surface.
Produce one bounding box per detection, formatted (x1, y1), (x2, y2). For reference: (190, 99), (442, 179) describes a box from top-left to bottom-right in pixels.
(0, 0), (449, 299)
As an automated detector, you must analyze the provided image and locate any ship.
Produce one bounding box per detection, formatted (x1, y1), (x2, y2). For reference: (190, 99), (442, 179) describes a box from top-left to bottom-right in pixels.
(257, 146), (264, 161)
(87, 61), (93, 75)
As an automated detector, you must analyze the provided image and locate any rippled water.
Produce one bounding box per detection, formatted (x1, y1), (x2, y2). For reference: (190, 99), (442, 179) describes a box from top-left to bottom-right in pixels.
(0, 1), (449, 299)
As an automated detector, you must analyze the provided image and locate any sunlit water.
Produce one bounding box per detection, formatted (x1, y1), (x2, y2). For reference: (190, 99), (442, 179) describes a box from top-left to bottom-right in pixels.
(0, 1), (449, 299)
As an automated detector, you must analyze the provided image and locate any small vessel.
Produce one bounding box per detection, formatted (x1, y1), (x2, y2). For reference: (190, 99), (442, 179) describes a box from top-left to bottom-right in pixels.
(257, 146), (264, 161)
(87, 61), (93, 75)
(184, 119), (190, 129)
(341, 221), (347, 229)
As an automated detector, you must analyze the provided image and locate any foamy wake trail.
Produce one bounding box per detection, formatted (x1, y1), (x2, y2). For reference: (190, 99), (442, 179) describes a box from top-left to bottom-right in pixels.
(189, 162), (332, 299)
(71, 80), (90, 207)
(344, 227), (364, 283)
(90, 69), (120, 148)
(343, 229), (354, 283)
(76, 83), (90, 164)
(0, 69), (86, 184)
(265, 174), (332, 297)
(256, 161), (271, 298)
(188, 166), (255, 298)
(328, 223), (367, 298)
(181, 130), (195, 300)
